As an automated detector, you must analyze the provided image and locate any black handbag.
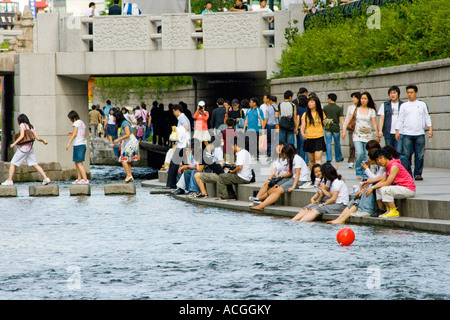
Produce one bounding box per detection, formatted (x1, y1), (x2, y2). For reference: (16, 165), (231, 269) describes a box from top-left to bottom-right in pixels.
(268, 176), (283, 188)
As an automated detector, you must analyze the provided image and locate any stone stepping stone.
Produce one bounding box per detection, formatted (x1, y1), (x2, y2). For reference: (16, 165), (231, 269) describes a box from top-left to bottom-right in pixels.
(0, 186), (18, 197)
(104, 183), (136, 195)
(70, 184), (91, 196)
(29, 184), (59, 197)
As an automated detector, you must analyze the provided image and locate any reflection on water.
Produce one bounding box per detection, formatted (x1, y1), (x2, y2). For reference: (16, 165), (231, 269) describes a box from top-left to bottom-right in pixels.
(0, 166), (449, 299)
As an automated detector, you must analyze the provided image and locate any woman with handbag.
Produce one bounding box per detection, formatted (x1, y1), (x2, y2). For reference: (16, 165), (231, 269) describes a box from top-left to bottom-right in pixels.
(248, 142), (288, 205)
(250, 143), (310, 212)
(2, 114), (51, 186)
(342, 91), (379, 179)
(112, 110), (140, 183)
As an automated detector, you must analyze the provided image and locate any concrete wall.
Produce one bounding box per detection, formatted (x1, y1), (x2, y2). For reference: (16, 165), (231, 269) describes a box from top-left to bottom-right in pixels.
(270, 58), (450, 169)
(13, 52), (90, 172)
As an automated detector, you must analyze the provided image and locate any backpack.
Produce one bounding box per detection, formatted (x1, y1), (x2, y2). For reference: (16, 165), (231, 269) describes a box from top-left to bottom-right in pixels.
(278, 102), (296, 131)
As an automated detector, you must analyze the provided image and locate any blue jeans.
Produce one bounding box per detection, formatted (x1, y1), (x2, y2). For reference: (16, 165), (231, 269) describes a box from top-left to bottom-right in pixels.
(279, 127), (297, 149)
(358, 185), (376, 213)
(402, 134), (425, 177)
(266, 124), (276, 157)
(354, 141), (368, 179)
(384, 133), (403, 154)
(296, 132), (308, 163)
(324, 130), (343, 162)
(184, 169), (199, 192)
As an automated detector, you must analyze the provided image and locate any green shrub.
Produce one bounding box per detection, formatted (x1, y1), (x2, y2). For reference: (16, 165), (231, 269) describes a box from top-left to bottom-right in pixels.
(94, 76), (192, 106)
(275, 0), (450, 78)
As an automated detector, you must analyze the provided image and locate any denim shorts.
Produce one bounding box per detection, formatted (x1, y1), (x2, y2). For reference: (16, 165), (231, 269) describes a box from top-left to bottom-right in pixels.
(73, 144), (86, 162)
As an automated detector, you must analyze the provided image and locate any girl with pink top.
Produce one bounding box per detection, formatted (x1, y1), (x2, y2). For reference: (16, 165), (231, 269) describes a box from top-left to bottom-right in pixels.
(193, 101), (211, 143)
(364, 148), (416, 218)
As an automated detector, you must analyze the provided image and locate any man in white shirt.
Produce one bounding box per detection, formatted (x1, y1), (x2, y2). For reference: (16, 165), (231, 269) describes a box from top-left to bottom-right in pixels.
(395, 84), (433, 181)
(216, 136), (252, 200)
(164, 104), (192, 189)
(86, 2), (100, 17)
(378, 85), (405, 153)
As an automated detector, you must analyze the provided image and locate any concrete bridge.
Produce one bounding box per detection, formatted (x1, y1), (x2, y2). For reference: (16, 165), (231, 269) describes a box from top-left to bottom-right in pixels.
(0, 5), (306, 178)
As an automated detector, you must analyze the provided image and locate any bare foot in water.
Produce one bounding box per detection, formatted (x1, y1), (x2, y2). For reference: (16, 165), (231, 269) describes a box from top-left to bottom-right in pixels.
(250, 206), (263, 212)
(327, 219), (345, 224)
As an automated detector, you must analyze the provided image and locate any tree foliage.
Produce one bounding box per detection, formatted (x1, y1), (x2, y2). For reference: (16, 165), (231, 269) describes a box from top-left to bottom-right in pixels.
(94, 76), (192, 106)
(190, 0), (230, 14)
(275, 0), (450, 78)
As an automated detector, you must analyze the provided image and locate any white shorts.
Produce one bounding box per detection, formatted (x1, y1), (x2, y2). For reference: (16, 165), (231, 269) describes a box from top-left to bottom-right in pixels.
(193, 130), (211, 142)
(11, 148), (38, 167)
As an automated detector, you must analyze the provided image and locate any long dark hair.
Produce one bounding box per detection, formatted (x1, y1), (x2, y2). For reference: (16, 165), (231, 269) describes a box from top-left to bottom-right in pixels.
(357, 91), (377, 111)
(305, 95), (324, 126)
(113, 109), (126, 127)
(310, 163), (322, 183)
(17, 114), (33, 129)
(281, 143), (297, 173)
(321, 162), (342, 184)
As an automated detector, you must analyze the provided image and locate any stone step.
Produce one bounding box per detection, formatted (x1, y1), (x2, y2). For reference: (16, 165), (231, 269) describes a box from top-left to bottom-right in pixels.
(104, 183), (136, 195)
(29, 184), (59, 197)
(0, 186), (18, 197)
(70, 184), (91, 196)
(147, 174), (450, 221)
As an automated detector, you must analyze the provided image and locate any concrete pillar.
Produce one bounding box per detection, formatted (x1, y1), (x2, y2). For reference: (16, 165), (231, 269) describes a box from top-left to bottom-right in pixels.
(14, 52), (89, 179)
(1, 74), (14, 162)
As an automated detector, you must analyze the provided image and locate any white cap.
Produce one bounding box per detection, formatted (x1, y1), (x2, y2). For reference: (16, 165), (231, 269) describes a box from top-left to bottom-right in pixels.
(198, 101), (205, 106)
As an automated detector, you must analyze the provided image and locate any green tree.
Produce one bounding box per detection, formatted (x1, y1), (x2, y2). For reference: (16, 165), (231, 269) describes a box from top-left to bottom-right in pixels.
(275, 0), (450, 78)
(93, 76), (192, 106)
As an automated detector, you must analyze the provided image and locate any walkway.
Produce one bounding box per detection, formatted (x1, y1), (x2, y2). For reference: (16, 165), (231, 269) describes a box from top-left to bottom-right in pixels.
(142, 161), (450, 234)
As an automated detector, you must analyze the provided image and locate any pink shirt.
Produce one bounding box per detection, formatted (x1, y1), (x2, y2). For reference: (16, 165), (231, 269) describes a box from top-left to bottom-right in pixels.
(386, 159), (416, 192)
(193, 110), (209, 131)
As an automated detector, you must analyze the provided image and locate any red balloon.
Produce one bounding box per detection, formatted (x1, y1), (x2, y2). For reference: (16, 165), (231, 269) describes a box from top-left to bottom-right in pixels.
(337, 228), (355, 246)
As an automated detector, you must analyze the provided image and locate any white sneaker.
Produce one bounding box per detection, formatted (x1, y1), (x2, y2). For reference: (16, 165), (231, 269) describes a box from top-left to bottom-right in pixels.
(79, 179), (89, 184)
(1, 179), (14, 186)
(42, 178), (51, 185)
(351, 211), (371, 218)
(348, 162), (354, 168)
(72, 179), (81, 184)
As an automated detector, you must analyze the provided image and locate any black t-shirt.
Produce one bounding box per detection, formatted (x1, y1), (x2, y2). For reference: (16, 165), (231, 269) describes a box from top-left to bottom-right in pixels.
(234, 4), (248, 11)
(108, 5), (122, 15)
(228, 109), (244, 120)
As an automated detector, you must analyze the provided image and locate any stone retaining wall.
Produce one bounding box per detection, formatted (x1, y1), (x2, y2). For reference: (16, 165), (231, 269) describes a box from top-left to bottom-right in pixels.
(270, 59), (450, 168)
(1, 161), (80, 182)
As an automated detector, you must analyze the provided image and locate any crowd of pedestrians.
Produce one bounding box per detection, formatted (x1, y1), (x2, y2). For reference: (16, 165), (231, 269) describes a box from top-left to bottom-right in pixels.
(2, 82), (432, 222)
(154, 83), (431, 222)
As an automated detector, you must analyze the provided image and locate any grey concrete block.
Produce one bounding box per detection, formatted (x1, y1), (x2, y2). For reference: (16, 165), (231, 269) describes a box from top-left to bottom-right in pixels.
(205, 182), (216, 197)
(70, 184), (91, 196)
(158, 170), (168, 183)
(0, 186), (18, 197)
(0, 161), (4, 183)
(104, 183), (136, 195)
(29, 184), (59, 197)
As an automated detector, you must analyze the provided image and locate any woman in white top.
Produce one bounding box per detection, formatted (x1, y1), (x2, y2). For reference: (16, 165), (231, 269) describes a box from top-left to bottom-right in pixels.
(250, 143), (310, 212)
(66, 110), (89, 184)
(342, 91), (379, 180)
(249, 142), (290, 204)
(291, 162), (348, 222)
(328, 147), (385, 224)
(1, 114), (51, 186)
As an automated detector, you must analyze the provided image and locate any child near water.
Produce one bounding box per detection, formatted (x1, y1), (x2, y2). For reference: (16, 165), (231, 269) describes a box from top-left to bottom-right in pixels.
(66, 110), (89, 184)
(136, 117), (145, 141)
